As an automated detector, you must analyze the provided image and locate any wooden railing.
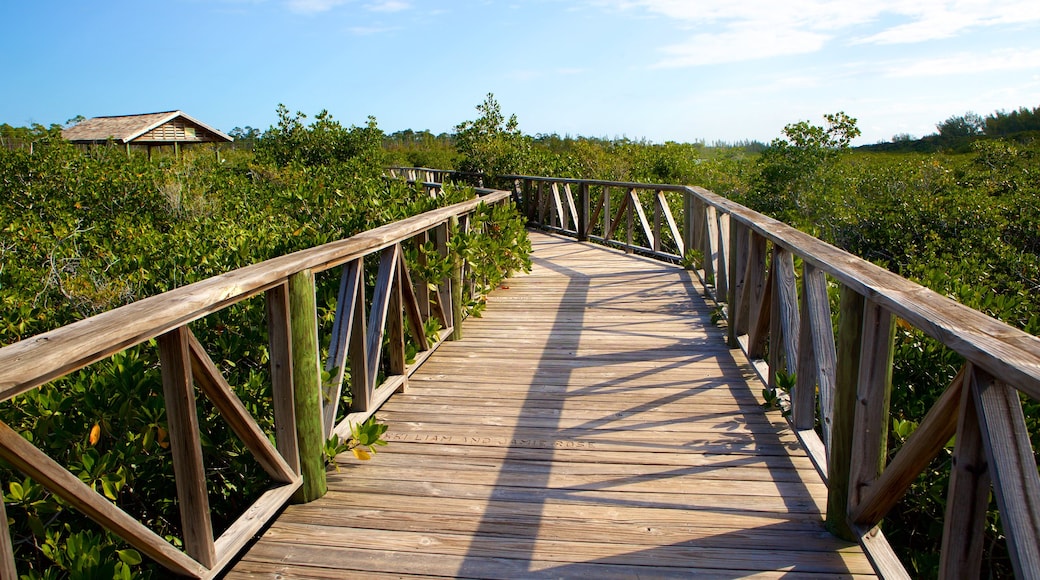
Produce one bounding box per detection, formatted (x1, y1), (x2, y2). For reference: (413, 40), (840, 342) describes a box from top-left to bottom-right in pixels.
(501, 172), (1040, 579)
(0, 188), (511, 578)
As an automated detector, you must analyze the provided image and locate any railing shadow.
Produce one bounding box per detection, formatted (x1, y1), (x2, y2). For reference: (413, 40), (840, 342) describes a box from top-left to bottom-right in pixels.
(455, 233), (858, 577)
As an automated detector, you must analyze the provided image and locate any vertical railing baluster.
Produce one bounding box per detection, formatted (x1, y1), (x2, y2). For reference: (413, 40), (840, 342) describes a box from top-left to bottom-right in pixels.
(578, 182), (590, 241)
(727, 221), (748, 347)
(827, 286), (864, 540)
(940, 363), (989, 578)
(847, 299), (896, 515)
(702, 204), (718, 287)
(653, 189), (662, 253)
(157, 326), (216, 567)
(0, 482), (17, 579)
(266, 283), (300, 474)
(716, 212), (730, 301)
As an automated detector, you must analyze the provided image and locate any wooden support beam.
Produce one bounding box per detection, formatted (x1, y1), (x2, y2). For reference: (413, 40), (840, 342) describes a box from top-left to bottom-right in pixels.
(0, 420), (208, 578)
(726, 221), (748, 348)
(658, 190), (684, 257)
(972, 371), (1040, 577)
(187, 331), (297, 484)
(0, 483), (17, 579)
(324, 260), (362, 431)
(939, 364), (989, 579)
(157, 326), (216, 568)
(564, 183), (580, 233)
(716, 213), (730, 300)
(847, 299), (896, 513)
(368, 245), (401, 379)
(288, 269), (327, 503)
(266, 283), (299, 474)
(827, 286), (865, 541)
(851, 366), (965, 526)
(398, 252), (430, 352)
(578, 182), (590, 241)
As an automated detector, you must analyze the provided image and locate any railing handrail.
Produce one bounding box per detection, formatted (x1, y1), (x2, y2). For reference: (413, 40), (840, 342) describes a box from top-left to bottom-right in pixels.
(0, 185), (512, 578)
(0, 190), (510, 401)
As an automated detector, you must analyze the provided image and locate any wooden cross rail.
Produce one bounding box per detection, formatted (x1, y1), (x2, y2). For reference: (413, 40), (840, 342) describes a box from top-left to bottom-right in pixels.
(0, 189), (510, 578)
(394, 167), (1039, 579)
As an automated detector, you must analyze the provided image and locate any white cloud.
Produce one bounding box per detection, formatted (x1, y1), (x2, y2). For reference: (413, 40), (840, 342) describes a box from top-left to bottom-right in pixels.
(589, 0), (1040, 66)
(349, 25), (401, 35)
(654, 25), (830, 68)
(365, 0), (410, 12)
(885, 48), (1040, 77)
(286, 0), (351, 14)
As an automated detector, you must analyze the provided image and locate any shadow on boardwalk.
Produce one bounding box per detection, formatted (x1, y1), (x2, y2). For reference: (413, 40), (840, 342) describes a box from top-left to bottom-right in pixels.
(224, 231), (874, 578)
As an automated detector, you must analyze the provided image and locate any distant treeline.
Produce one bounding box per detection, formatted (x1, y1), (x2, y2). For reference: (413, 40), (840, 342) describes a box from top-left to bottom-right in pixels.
(862, 104), (1040, 153)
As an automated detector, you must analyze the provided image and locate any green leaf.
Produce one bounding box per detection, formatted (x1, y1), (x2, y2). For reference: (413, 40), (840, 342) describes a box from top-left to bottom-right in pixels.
(116, 548), (143, 566)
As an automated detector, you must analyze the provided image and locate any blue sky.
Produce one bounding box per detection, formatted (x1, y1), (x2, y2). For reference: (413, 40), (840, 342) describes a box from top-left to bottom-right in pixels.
(2, 0), (1038, 145)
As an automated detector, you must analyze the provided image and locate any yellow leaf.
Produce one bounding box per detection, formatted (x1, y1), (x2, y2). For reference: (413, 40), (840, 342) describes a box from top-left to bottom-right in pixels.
(89, 423), (101, 446)
(157, 427), (169, 449)
(351, 447), (371, 461)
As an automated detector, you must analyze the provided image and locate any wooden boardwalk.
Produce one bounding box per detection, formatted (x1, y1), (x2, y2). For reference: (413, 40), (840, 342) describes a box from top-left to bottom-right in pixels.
(226, 231), (875, 578)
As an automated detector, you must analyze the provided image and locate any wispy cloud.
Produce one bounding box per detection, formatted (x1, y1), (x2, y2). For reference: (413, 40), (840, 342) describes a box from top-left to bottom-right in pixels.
(884, 48), (1040, 77)
(365, 0), (410, 12)
(286, 0), (352, 14)
(349, 24), (401, 35)
(591, 0), (1040, 67)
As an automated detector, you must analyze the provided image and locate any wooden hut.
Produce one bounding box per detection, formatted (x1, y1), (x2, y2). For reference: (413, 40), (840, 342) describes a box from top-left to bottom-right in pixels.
(62, 110), (232, 158)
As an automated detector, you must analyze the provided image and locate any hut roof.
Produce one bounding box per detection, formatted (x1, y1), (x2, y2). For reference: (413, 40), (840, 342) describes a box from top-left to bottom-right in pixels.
(62, 111), (232, 144)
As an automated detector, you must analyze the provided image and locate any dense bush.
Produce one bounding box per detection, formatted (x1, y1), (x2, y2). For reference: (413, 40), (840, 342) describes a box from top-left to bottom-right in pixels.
(0, 109), (530, 578)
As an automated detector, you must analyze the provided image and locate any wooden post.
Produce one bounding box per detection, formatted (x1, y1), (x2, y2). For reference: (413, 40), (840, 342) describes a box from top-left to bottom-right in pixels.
(450, 216), (465, 341)
(625, 189), (634, 254)
(578, 182), (590, 242)
(157, 326), (216, 568)
(848, 299), (896, 511)
(827, 286), (864, 541)
(288, 270), (327, 503)
(266, 283), (300, 474)
(652, 190), (662, 253)
(727, 222), (748, 347)
(0, 490), (17, 579)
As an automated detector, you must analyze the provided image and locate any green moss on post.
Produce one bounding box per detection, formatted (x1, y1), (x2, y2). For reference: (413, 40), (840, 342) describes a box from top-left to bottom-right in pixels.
(288, 269), (327, 503)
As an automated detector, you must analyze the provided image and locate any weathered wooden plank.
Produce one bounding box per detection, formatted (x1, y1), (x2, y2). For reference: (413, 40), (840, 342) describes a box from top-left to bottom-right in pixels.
(397, 253), (430, 352)
(0, 192), (511, 401)
(0, 484), (17, 579)
(688, 185), (1040, 399)
(210, 479), (301, 575)
(157, 327), (216, 568)
(228, 231), (876, 578)
(0, 421), (207, 578)
(850, 366), (964, 526)
(847, 300), (895, 513)
(972, 370), (1040, 578)
(186, 332), (296, 484)
(806, 265), (837, 447)
(564, 183), (580, 233)
(826, 285), (863, 540)
(266, 283), (300, 474)
(367, 245), (400, 381)
(939, 364), (990, 579)
(323, 260), (361, 432)
(288, 270), (327, 504)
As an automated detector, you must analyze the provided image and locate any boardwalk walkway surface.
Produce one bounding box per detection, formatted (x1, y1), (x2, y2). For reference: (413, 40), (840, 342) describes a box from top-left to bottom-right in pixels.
(226, 231), (876, 579)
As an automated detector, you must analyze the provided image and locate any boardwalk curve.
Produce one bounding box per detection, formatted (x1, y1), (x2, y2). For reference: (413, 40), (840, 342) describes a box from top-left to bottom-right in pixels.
(226, 231), (874, 578)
